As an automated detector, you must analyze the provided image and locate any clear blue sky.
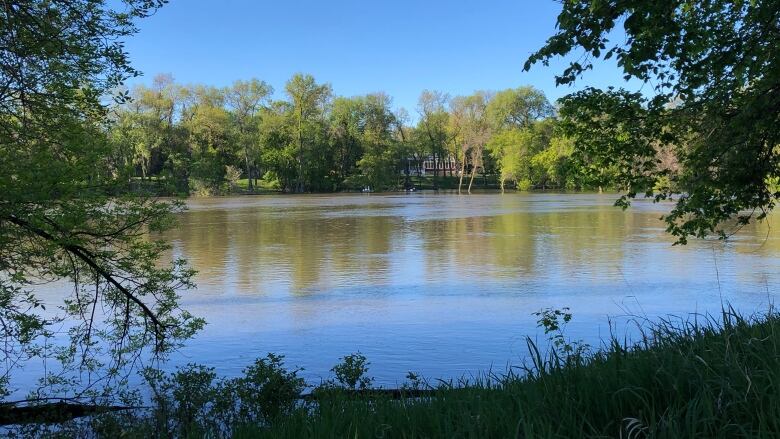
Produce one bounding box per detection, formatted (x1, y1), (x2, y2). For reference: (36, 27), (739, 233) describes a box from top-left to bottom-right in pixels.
(124, 0), (634, 114)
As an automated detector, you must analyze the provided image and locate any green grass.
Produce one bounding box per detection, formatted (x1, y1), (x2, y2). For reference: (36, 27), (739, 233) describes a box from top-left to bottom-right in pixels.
(232, 178), (281, 193)
(234, 175), (501, 192)
(242, 308), (780, 438)
(18, 308), (780, 438)
(408, 174), (501, 190)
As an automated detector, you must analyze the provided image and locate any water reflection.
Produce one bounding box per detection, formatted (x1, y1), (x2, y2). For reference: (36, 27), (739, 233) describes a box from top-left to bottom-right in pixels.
(159, 193), (780, 385)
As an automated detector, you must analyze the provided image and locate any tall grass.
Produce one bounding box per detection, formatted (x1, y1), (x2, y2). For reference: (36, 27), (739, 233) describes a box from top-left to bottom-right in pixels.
(245, 307), (780, 438)
(10, 307), (780, 438)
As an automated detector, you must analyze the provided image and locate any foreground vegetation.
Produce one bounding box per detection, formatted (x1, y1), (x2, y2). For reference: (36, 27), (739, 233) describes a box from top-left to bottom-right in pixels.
(3, 0), (778, 428)
(9, 307), (779, 438)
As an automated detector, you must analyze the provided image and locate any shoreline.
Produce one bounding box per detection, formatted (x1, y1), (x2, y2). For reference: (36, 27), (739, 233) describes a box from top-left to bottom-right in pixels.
(8, 308), (779, 437)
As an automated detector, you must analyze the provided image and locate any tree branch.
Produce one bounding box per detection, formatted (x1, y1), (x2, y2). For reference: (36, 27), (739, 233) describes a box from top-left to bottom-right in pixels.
(2, 214), (167, 341)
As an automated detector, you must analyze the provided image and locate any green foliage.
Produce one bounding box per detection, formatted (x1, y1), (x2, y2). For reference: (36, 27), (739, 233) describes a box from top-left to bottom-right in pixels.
(107, 75), (616, 195)
(530, 135), (577, 189)
(482, 88), (589, 192)
(489, 121), (567, 191)
(0, 0), (203, 404)
(533, 307), (589, 362)
(527, 0), (780, 243)
(232, 354), (306, 423)
(449, 91), (493, 192)
(19, 310), (780, 438)
(486, 86), (554, 130)
(402, 371), (425, 391)
(416, 90), (452, 187)
(329, 96), (366, 184)
(259, 171), (282, 190)
(89, 354), (306, 437)
(285, 73), (334, 193)
(558, 88), (655, 194)
(328, 352), (374, 390)
(355, 93), (404, 190)
(252, 309), (780, 438)
(224, 165), (243, 191)
(226, 79), (273, 191)
(489, 129), (533, 190)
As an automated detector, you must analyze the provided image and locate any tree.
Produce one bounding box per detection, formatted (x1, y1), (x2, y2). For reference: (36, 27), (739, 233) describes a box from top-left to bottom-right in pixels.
(285, 74), (332, 192)
(489, 129), (533, 191)
(526, 0), (780, 243)
(486, 86), (554, 131)
(183, 85), (235, 195)
(417, 90), (451, 189)
(485, 87), (564, 192)
(450, 92), (492, 193)
(557, 89), (653, 193)
(120, 76), (179, 181)
(329, 97), (365, 187)
(356, 93), (400, 190)
(225, 79), (273, 191)
(392, 108), (415, 189)
(0, 0), (202, 401)
(530, 132), (577, 190)
(111, 108), (159, 181)
(258, 101), (297, 191)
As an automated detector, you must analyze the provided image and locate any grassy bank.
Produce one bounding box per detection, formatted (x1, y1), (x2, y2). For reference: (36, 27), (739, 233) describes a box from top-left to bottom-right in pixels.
(125, 175), (506, 196)
(243, 308), (780, 438)
(11, 308), (780, 438)
(234, 175), (503, 193)
(408, 174), (501, 191)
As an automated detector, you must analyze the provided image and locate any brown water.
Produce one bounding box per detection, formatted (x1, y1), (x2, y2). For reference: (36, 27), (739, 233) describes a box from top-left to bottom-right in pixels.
(155, 192), (780, 386)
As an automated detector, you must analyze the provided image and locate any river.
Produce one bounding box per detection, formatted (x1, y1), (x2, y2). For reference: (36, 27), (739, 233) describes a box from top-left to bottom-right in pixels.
(155, 192), (780, 386)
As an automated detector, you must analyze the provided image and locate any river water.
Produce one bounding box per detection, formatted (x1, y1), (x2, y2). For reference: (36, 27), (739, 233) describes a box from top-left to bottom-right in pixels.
(154, 192), (779, 386)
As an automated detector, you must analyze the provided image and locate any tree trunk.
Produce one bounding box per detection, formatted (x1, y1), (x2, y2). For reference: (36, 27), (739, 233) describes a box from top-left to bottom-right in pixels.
(432, 152), (439, 190)
(245, 149), (253, 191)
(468, 147), (483, 194)
(141, 158), (148, 181)
(296, 111), (304, 193)
(467, 159), (478, 194)
(457, 148), (466, 194)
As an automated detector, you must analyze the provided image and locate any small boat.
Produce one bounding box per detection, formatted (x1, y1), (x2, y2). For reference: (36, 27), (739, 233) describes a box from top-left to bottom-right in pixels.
(362, 186), (372, 193)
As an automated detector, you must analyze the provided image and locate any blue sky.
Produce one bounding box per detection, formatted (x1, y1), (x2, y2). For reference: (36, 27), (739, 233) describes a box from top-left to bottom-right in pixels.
(124, 0), (634, 114)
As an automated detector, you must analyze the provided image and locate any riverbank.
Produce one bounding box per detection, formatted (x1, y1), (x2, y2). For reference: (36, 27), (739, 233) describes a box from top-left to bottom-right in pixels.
(234, 175), (504, 192)
(15, 307), (779, 437)
(245, 308), (780, 438)
(233, 174), (506, 194)
(130, 174), (526, 196)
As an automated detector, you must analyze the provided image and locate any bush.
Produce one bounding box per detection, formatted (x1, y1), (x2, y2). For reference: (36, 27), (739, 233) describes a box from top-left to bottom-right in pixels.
(329, 352), (373, 390)
(224, 165), (243, 191)
(516, 178), (533, 191)
(125, 354), (304, 437)
(233, 354), (305, 424)
(260, 171), (282, 190)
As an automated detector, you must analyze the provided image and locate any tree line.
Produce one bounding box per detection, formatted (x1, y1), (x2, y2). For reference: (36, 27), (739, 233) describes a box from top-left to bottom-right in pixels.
(108, 74), (636, 195)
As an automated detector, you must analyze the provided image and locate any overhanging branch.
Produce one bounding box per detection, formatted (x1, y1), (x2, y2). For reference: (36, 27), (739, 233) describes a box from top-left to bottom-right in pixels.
(2, 214), (167, 341)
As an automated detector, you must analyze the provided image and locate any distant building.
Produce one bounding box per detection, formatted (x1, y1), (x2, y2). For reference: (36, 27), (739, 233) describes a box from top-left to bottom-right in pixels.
(405, 155), (459, 176)
(422, 156), (458, 175)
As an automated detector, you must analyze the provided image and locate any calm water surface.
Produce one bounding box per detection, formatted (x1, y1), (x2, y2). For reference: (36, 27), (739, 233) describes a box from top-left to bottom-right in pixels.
(158, 192), (780, 386)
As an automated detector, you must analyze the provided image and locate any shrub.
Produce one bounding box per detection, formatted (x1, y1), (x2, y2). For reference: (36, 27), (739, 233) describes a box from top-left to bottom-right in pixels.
(330, 352), (373, 390)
